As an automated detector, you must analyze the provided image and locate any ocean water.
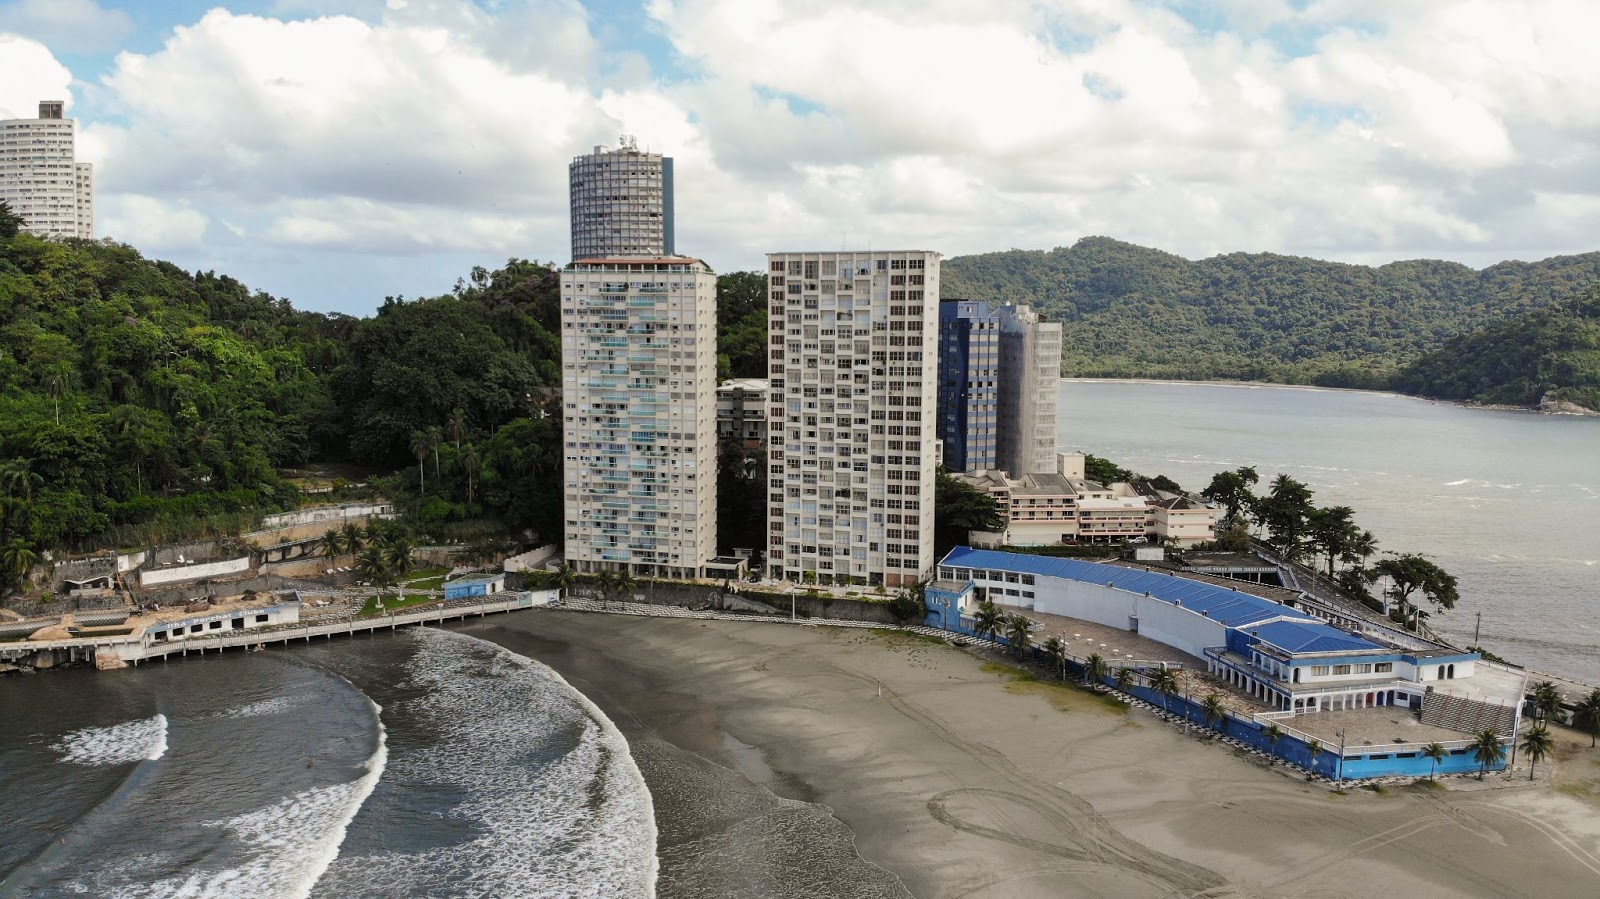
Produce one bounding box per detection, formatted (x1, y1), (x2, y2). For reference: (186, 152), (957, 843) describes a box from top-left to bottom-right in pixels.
(1060, 379), (1600, 685)
(0, 629), (654, 899)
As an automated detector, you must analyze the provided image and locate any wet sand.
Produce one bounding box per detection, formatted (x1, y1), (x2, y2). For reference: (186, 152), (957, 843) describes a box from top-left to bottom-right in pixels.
(461, 612), (1600, 898)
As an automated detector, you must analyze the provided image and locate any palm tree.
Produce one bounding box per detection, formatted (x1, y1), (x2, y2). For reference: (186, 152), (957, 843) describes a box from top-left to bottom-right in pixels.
(596, 569), (618, 599)
(1532, 681), (1563, 726)
(426, 425), (444, 480)
(321, 528), (347, 562)
(616, 569), (637, 600)
(1264, 724), (1283, 762)
(42, 368), (65, 425)
(1576, 689), (1600, 748)
(1114, 667), (1135, 693)
(1520, 726), (1554, 781)
(1422, 742), (1447, 781)
(458, 443), (480, 503)
(409, 429), (431, 495)
(1, 537), (38, 582)
(1149, 667), (1179, 713)
(1471, 730), (1505, 780)
(972, 602), (1002, 643)
(356, 546), (390, 587)
(1202, 692), (1227, 734)
(0, 459), (43, 501)
(1307, 739), (1323, 771)
(553, 564), (576, 594)
(448, 407), (468, 450)
(1084, 653), (1108, 688)
(1040, 636), (1067, 680)
(1003, 612), (1035, 658)
(382, 535), (414, 576)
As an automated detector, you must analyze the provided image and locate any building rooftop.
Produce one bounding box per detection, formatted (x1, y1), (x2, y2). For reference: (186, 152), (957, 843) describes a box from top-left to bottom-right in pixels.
(717, 378), (769, 393)
(942, 548), (1387, 655)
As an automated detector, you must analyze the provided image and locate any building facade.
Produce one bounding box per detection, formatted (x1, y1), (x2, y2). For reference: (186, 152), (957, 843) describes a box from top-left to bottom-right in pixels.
(568, 136), (674, 260)
(937, 301), (1061, 475)
(560, 257), (718, 578)
(0, 100), (94, 239)
(716, 377), (768, 445)
(765, 251), (941, 587)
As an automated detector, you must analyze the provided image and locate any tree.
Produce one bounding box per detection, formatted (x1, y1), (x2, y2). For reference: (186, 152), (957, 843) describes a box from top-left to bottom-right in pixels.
(0, 200), (21, 239)
(1576, 689), (1600, 748)
(1257, 474), (1313, 561)
(1307, 505), (1358, 577)
(1084, 653), (1108, 687)
(887, 584), (927, 623)
(447, 407), (468, 450)
(458, 443), (480, 503)
(382, 535), (414, 575)
(1532, 681), (1563, 726)
(409, 429), (431, 495)
(1003, 612), (1035, 658)
(1373, 555), (1459, 629)
(1040, 636), (1067, 679)
(1114, 666), (1135, 693)
(935, 471), (1004, 556)
(1, 537), (38, 583)
(1520, 726), (1554, 781)
(1149, 667), (1179, 713)
(1471, 730), (1505, 780)
(426, 425), (444, 480)
(1201, 465), (1259, 527)
(356, 545), (390, 586)
(616, 569), (636, 600)
(321, 528), (347, 562)
(1307, 739), (1323, 770)
(553, 564), (576, 593)
(342, 521), (366, 553)
(973, 601), (1002, 643)
(1202, 692), (1227, 734)
(1264, 724), (1283, 762)
(1422, 742), (1447, 781)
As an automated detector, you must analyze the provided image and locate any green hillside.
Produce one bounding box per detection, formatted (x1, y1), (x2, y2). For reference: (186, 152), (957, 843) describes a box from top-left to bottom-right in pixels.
(0, 203), (567, 573)
(1393, 289), (1600, 412)
(942, 237), (1600, 387)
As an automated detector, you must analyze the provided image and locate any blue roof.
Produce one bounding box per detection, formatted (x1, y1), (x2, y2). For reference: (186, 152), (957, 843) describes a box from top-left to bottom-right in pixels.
(940, 547), (1386, 654)
(1248, 620), (1383, 655)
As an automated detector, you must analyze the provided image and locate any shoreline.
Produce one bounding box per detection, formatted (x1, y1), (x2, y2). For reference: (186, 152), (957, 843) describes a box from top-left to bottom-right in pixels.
(460, 612), (1600, 899)
(1061, 376), (1599, 416)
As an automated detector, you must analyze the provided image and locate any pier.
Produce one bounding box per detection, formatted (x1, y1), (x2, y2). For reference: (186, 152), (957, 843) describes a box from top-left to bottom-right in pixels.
(0, 590), (558, 669)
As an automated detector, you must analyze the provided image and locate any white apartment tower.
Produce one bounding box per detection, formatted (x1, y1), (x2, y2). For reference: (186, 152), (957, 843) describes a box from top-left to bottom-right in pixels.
(765, 251), (941, 588)
(996, 305), (1063, 476)
(0, 101), (94, 240)
(559, 257), (718, 578)
(568, 136), (674, 260)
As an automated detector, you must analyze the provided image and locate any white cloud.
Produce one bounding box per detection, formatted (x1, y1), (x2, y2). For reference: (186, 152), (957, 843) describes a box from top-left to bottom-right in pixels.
(0, 0), (133, 54)
(0, 33), (73, 118)
(19, 0), (1598, 314)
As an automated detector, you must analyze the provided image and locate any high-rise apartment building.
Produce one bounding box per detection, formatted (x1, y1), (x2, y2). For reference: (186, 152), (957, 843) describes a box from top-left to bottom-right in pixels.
(765, 251), (941, 588)
(937, 301), (1061, 475)
(568, 136), (674, 260)
(559, 257), (718, 578)
(0, 100), (94, 239)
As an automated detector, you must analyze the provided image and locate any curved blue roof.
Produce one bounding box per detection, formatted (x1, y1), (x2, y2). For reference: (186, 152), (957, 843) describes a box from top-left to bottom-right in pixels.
(940, 547), (1385, 654)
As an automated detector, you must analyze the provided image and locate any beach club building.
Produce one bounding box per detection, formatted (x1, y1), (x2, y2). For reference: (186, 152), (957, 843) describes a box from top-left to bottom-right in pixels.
(444, 573), (508, 601)
(928, 548), (1524, 777)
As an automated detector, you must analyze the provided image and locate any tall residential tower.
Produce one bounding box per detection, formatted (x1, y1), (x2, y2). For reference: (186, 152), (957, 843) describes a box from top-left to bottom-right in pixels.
(0, 100), (93, 240)
(568, 136), (674, 260)
(937, 301), (1061, 476)
(765, 251), (941, 588)
(559, 257), (719, 578)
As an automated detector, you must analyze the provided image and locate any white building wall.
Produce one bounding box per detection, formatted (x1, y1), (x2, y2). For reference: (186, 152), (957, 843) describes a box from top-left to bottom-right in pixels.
(0, 102), (93, 239)
(1019, 577), (1228, 659)
(561, 258), (717, 578)
(139, 556), (252, 587)
(569, 141), (672, 259)
(765, 251), (940, 588)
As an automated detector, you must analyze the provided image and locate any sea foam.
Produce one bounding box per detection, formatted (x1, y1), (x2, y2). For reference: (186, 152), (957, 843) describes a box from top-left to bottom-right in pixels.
(310, 628), (657, 899)
(56, 714), (167, 766)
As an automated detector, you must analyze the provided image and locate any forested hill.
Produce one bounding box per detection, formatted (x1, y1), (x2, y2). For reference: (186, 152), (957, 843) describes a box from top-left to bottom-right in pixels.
(0, 203), (566, 566)
(942, 237), (1600, 387)
(1392, 288), (1600, 412)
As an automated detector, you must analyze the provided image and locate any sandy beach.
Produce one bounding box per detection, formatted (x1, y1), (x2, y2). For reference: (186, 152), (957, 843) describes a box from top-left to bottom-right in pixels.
(460, 612), (1600, 898)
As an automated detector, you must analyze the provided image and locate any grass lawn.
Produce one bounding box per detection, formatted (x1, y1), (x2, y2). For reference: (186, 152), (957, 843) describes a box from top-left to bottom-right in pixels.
(358, 593), (442, 617)
(404, 575), (447, 590)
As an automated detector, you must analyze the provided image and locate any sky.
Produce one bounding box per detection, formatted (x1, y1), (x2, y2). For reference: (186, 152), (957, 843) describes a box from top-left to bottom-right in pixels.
(2, 0), (1598, 316)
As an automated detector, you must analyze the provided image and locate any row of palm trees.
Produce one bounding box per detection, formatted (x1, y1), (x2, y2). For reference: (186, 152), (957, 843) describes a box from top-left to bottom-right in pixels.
(322, 521), (414, 593)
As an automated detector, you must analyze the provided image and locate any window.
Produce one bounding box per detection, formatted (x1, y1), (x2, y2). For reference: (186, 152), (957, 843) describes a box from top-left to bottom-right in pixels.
(1374, 662), (1393, 673)
(1332, 664), (1352, 675)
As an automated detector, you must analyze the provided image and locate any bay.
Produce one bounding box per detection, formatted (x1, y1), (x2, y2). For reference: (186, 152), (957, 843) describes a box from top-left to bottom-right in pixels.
(1058, 379), (1600, 686)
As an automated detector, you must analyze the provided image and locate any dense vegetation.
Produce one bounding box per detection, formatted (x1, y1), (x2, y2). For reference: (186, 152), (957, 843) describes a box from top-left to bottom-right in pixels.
(0, 202), (576, 586)
(1392, 287), (1600, 411)
(942, 236), (1600, 388)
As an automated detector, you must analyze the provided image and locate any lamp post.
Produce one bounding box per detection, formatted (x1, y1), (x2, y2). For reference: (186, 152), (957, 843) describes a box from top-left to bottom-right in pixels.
(1336, 728), (1347, 790)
